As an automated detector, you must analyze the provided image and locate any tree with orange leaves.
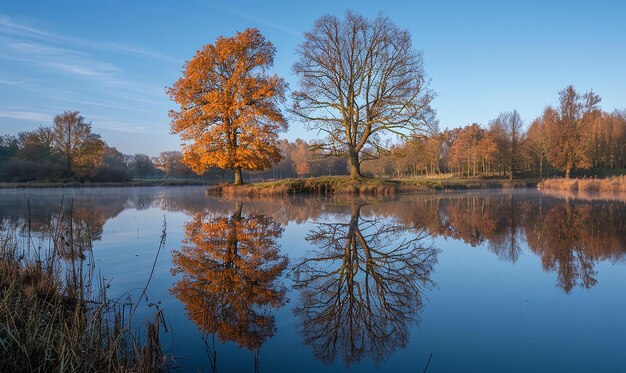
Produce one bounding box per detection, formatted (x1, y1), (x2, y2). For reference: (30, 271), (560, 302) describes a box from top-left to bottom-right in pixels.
(167, 28), (287, 185)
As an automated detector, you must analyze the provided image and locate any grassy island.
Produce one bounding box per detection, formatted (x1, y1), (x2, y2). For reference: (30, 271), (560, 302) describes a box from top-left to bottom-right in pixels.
(209, 176), (538, 197)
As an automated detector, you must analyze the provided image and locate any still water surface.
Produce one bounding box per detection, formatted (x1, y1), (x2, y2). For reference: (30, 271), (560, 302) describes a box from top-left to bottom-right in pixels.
(1, 187), (625, 372)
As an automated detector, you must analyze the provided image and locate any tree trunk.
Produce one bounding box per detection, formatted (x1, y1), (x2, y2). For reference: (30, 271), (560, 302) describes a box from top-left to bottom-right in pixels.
(233, 202), (243, 220)
(539, 158), (543, 179)
(349, 153), (362, 178)
(233, 167), (244, 185)
(67, 156), (72, 178)
(565, 167), (571, 179)
(473, 156), (477, 177)
(226, 202), (243, 267)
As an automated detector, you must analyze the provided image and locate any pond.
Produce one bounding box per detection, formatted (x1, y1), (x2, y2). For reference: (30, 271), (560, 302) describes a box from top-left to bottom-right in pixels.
(0, 186), (625, 372)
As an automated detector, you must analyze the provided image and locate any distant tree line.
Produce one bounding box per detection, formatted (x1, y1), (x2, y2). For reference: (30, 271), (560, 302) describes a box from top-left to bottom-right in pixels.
(243, 139), (348, 181)
(0, 110), (125, 182)
(0, 111), (213, 182)
(0, 110), (347, 182)
(362, 86), (626, 179)
(2, 85), (624, 183)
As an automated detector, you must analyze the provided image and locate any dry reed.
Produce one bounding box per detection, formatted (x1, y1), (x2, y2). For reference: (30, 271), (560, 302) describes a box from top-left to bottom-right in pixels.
(0, 200), (169, 372)
(539, 176), (626, 193)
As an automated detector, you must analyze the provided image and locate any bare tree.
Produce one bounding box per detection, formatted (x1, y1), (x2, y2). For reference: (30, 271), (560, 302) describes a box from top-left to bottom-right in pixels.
(547, 85), (599, 178)
(17, 126), (55, 162)
(291, 11), (436, 178)
(129, 154), (156, 179)
(152, 151), (190, 178)
(526, 107), (556, 178)
(489, 110), (523, 180)
(291, 138), (311, 177)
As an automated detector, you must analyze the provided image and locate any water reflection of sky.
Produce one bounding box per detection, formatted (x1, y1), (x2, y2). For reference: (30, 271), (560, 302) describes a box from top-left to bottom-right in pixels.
(0, 187), (625, 372)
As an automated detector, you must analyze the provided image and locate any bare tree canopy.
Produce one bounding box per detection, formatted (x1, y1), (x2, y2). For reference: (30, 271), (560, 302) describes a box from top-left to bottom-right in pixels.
(488, 110), (524, 180)
(545, 85), (601, 178)
(293, 203), (437, 365)
(291, 11), (437, 178)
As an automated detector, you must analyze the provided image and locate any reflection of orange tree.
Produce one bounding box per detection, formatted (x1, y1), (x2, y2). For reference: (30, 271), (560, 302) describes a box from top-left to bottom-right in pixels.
(293, 204), (437, 366)
(170, 203), (288, 357)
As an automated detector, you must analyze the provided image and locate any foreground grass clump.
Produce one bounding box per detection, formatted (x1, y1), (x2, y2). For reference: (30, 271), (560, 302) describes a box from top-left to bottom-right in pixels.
(539, 176), (626, 193)
(209, 176), (537, 196)
(0, 207), (168, 371)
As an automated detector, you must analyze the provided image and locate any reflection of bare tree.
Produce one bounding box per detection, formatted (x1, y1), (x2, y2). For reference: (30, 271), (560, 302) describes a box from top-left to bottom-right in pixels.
(485, 195), (523, 263)
(170, 203), (288, 370)
(293, 204), (437, 366)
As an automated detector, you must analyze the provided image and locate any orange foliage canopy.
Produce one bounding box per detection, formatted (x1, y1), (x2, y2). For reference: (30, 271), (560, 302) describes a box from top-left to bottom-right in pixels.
(167, 28), (287, 184)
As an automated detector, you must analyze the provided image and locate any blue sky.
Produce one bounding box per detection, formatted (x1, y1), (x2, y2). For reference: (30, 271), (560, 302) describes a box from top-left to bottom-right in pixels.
(1, 0), (624, 156)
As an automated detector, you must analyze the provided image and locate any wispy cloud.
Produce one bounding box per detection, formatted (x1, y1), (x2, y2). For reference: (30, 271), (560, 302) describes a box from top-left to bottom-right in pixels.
(0, 14), (180, 63)
(0, 110), (51, 122)
(58, 97), (157, 114)
(0, 79), (22, 85)
(5, 40), (121, 77)
(0, 14), (174, 152)
(92, 119), (151, 134)
(211, 4), (302, 37)
(0, 39), (165, 99)
(0, 14), (58, 40)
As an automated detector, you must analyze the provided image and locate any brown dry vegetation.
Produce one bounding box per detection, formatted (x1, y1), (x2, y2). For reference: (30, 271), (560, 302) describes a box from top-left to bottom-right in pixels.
(539, 176), (626, 193)
(0, 208), (168, 371)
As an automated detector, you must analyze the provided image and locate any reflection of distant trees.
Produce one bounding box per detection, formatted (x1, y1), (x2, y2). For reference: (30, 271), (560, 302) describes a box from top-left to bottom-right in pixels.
(127, 194), (154, 210)
(4, 188), (624, 297)
(380, 192), (625, 294)
(520, 197), (624, 293)
(0, 188), (381, 234)
(525, 204), (598, 293)
(51, 204), (104, 261)
(0, 191), (128, 235)
(293, 204), (437, 366)
(170, 203), (287, 370)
